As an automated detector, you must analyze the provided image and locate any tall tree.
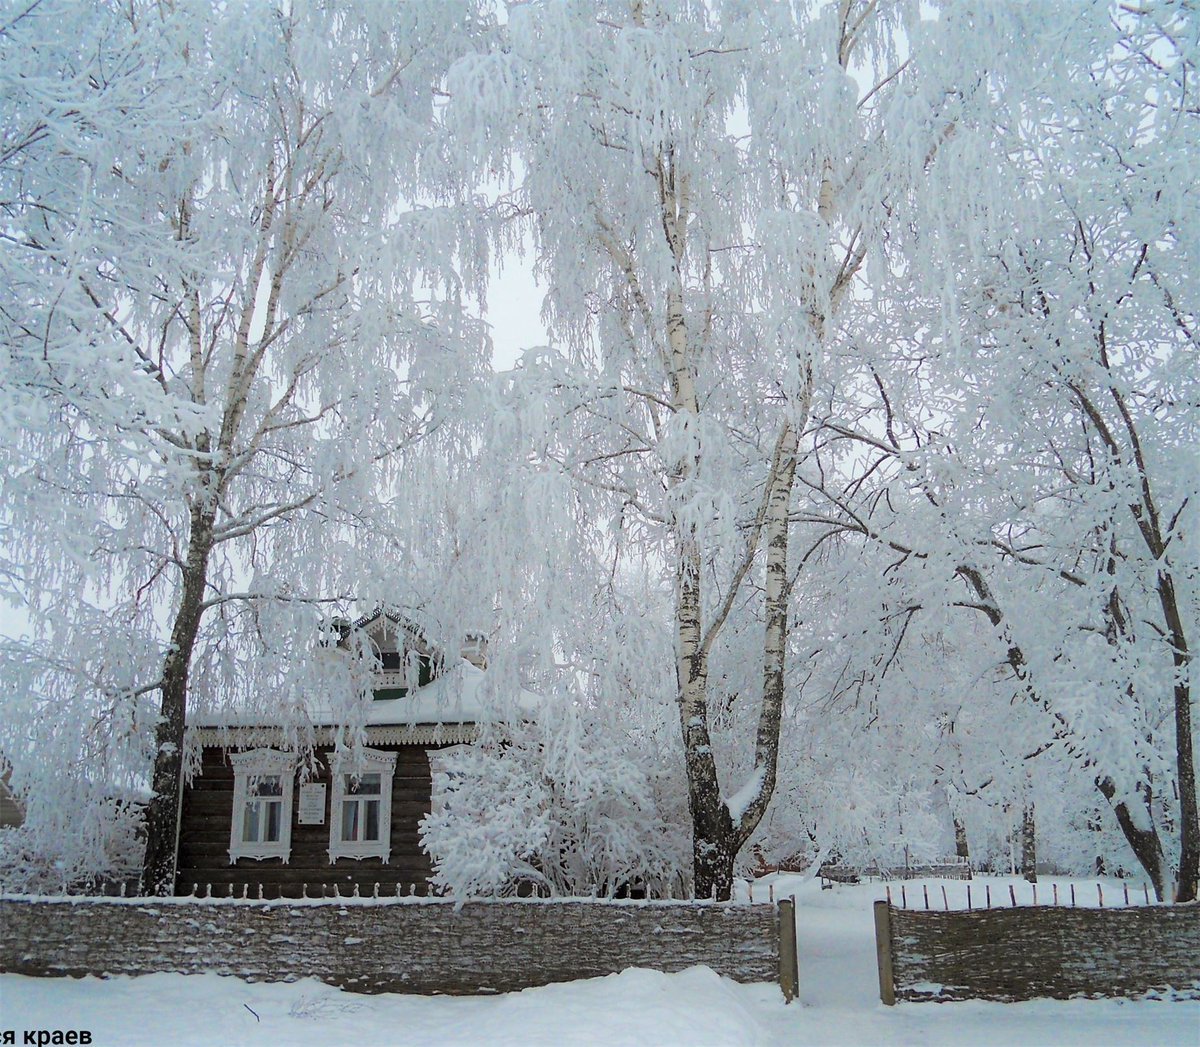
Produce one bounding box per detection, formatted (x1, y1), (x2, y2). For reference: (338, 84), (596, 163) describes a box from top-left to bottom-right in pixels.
(445, 0), (931, 897)
(0, 0), (488, 893)
(911, 1), (1197, 901)
(802, 1), (1198, 899)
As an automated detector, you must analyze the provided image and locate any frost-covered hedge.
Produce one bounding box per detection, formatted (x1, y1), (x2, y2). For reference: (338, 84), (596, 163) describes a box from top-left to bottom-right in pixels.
(420, 705), (688, 897)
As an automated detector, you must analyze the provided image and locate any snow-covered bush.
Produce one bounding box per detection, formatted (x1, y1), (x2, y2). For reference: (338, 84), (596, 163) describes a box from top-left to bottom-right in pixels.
(420, 703), (688, 898)
(0, 783), (144, 894)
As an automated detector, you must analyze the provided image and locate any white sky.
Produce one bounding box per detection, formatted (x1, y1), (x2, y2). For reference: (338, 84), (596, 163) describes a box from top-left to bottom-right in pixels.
(486, 253), (549, 370)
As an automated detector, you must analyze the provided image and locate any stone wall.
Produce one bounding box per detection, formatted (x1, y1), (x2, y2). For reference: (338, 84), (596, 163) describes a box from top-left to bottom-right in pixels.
(875, 900), (1200, 1003)
(0, 895), (784, 996)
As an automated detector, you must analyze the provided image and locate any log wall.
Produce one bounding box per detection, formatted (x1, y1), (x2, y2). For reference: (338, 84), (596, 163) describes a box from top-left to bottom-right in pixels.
(0, 896), (785, 996)
(178, 745), (435, 898)
(875, 900), (1200, 1002)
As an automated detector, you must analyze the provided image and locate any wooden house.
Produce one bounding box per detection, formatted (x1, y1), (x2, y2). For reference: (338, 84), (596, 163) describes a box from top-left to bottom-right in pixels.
(178, 612), (529, 899)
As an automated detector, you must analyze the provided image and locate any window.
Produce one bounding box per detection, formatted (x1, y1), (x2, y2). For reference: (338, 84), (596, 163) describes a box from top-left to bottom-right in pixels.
(379, 650), (403, 672)
(339, 772), (382, 842)
(372, 648), (436, 701)
(328, 748), (397, 862)
(243, 775), (284, 842)
(228, 749), (295, 862)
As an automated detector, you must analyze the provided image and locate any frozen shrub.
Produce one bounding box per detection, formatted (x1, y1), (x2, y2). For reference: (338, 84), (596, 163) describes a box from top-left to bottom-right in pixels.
(421, 703), (687, 898)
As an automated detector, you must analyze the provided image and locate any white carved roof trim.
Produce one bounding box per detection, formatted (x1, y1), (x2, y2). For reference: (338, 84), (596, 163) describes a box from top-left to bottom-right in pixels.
(329, 746), (399, 772)
(189, 724), (479, 748)
(228, 747), (297, 771)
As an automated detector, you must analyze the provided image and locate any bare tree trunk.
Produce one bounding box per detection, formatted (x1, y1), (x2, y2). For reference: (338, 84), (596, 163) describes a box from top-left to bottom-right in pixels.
(676, 537), (737, 901)
(729, 423), (801, 850)
(648, 112), (827, 896)
(1072, 367), (1196, 901)
(139, 173), (275, 893)
(1087, 814), (1107, 876)
(1097, 776), (1167, 902)
(141, 498), (216, 895)
(1020, 803), (1037, 883)
(653, 156), (744, 902)
(954, 814), (970, 864)
(684, 426), (801, 899)
(1158, 573), (1197, 902)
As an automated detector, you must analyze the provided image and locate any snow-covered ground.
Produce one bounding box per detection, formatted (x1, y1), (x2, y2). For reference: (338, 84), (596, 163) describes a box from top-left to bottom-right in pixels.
(2, 877), (1195, 1046)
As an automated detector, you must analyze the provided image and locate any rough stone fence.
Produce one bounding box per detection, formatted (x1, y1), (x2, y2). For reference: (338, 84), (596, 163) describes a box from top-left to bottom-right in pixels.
(873, 896), (1200, 1003)
(0, 893), (799, 1000)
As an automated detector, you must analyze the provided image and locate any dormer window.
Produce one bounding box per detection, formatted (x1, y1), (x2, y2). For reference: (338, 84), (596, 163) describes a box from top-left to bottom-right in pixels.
(372, 649), (436, 700)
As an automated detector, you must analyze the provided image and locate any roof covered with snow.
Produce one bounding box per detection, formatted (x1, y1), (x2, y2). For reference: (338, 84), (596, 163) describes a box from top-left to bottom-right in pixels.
(188, 661), (541, 733)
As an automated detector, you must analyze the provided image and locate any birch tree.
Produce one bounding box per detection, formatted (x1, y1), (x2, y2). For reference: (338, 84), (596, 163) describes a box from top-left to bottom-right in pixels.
(0, 0), (489, 893)
(444, 0), (931, 897)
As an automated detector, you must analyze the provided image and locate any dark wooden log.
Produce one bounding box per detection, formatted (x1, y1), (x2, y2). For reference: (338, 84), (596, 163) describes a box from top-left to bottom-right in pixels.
(874, 900), (895, 1005)
(176, 743), (435, 897)
(778, 897), (798, 1002)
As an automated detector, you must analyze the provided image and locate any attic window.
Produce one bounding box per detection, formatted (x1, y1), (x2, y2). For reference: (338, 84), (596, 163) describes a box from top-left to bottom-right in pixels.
(228, 749), (295, 863)
(373, 652), (435, 700)
(414, 654), (434, 687)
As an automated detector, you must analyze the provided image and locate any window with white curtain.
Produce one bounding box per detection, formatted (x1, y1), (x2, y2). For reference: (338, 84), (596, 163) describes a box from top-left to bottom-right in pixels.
(228, 748), (295, 862)
(328, 748), (397, 862)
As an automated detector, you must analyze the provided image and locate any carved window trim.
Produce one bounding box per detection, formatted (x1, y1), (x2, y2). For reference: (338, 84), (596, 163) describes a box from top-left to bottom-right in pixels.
(228, 748), (295, 863)
(328, 747), (397, 863)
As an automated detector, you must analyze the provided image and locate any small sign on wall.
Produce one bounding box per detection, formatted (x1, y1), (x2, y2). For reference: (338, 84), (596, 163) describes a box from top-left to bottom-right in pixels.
(297, 782), (327, 824)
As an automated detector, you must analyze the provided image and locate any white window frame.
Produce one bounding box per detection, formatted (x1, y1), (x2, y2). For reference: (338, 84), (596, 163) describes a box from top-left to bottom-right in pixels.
(328, 747), (397, 863)
(228, 749), (296, 863)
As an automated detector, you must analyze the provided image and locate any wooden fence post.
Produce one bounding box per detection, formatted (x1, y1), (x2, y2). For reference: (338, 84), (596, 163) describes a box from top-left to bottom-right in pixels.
(874, 900), (896, 1006)
(778, 897), (799, 1003)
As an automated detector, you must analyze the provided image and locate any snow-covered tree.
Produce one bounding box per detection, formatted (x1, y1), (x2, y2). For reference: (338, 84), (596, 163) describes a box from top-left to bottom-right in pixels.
(0, 0), (490, 893)
(903, 1), (1197, 901)
(442, 0), (943, 899)
(801, 1), (1198, 900)
(421, 698), (688, 898)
